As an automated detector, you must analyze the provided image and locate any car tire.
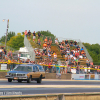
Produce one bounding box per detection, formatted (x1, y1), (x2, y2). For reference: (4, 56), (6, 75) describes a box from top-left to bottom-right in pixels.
(27, 77), (31, 83)
(8, 79), (12, 82)
(37, 76), (42, 83)
(18, 80), (22, 83)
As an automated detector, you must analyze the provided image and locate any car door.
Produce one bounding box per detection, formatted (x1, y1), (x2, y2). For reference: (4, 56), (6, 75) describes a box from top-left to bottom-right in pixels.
(34, 66), (40, 78)
(31, 66), (39, 78)
(37, 65), (45, 78)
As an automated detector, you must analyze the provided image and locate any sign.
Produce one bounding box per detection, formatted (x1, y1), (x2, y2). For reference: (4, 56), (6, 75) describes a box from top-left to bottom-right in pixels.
(90, 75), (95, 79)
(1, 64), (7, 70)
(71, 69), (76, 74)
(85, 75), (89, 79)
(79, 76), (84, 79)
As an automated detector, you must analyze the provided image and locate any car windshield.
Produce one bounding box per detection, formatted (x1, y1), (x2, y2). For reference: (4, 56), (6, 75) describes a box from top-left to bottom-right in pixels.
(14, 65), (32, 72)
(37, 65), (44, 72)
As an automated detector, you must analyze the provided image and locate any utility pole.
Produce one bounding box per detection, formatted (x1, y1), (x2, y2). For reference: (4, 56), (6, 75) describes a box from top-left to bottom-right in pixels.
(3, 19), (9, 49)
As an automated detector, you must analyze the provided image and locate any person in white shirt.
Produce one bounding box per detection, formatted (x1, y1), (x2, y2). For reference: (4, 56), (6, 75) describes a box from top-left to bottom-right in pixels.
(55, 38), (59, 45)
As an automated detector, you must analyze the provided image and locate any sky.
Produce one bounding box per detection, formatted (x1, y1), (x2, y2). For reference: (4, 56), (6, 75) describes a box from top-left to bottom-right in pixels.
(0, 0), (100, 44)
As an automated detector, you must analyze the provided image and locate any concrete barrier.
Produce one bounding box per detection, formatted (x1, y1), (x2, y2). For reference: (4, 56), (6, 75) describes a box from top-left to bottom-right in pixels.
(0, 72), (71, 80)
(0, 72), (7, 79)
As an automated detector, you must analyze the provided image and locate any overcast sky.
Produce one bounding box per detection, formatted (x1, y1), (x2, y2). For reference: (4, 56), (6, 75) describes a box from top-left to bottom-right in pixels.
(0, 0), (100, 44)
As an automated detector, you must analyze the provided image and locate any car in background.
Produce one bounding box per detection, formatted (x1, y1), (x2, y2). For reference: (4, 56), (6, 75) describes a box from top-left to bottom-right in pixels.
(5, 64), (45, 83)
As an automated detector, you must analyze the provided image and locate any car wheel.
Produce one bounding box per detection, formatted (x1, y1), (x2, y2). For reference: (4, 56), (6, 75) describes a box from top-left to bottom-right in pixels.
(27, 77), (31, 83)
(8, 79), (12, 82)
(18, 80), (22, 83)
(37, 76), (42, 83)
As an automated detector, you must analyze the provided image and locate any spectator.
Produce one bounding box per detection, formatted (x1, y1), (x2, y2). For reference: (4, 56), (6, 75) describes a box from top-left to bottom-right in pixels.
(49, 38), (52, 46)
(48, 52), (52, 61)
(74, 41), (77, 48)
(44, 37), (48, 44)
(65, 40), (68, 45)
(80, 47), (84, 51)
(53, 52), (57, 62)
(24, 30), (27, 37)
(66, 49), (70, 55)
(66, 43), (70, 49)
(52, 62), (56, 73)
(38, 32), (41, 38)
(65, 53), (69, 65)
(33, 31), (36, 42)
(86, 59), (90, 67)
(75, 57), (79, 66)
(37, 38), (41, 45)
(28, 30), (31, 38)
(55, 38), (59, 45)
(70, 41), (73, 46)
(48, 61), (52, 73)
(76, 66), (79, 74)
(61, 40), (65, 46)
(22, 59), (25, 63)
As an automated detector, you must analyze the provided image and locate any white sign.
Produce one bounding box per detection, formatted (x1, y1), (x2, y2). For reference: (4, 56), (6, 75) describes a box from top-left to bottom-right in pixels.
(1, 64), (7, 70)
(71, 69), (76, 74)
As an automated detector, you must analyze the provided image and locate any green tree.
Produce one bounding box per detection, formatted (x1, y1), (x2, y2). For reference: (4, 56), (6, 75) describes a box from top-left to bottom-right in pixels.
(0, 31), (15, 43)
(83, 43), (100, 65)
(36, 30), (55, 43)
(7, 33), (24, 50)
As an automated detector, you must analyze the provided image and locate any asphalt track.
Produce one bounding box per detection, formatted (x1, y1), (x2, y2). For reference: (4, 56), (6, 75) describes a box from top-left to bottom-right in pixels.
(0, 79), (100, 95)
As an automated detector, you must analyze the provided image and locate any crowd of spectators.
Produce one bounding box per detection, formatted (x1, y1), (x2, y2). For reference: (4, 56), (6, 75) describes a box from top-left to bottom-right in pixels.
(56, 39), (87, 66)
(0, 30), (96, 74)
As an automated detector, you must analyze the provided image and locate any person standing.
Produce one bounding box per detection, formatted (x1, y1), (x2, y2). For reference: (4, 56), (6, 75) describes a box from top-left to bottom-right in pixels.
(24, 30), (27, 37)
(28, 30), (31, 38)
(38, 32), (41, 38)
(33, 31), (36, 42)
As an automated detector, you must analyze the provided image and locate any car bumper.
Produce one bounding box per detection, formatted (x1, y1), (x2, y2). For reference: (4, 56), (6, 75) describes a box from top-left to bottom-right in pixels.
(5, 75), (27, 80)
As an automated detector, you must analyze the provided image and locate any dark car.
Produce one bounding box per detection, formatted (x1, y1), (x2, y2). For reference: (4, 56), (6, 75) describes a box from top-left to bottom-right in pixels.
(5, 64), (45, 83)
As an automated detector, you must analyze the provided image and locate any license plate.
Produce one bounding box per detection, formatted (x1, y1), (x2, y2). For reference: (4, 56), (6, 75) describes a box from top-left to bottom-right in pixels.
(14, 77), (18, 79)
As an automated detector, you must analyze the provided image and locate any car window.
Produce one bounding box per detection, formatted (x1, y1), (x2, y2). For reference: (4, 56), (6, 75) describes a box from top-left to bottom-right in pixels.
(33, 66), (39, 72)
(33, 66), (36, 72)
(14, 65), (32, 72)
(37, 65), (44, 72)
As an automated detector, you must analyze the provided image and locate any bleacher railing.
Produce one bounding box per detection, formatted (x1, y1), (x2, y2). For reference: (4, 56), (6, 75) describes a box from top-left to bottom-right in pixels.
(78, 39), (93, 62)
(57, 37), (93, 62)
(24, 36), (35, 61)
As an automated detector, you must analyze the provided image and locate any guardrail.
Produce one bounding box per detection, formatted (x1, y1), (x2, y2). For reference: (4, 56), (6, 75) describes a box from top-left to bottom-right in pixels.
(24, 36), (35, 61)
(0, 93), (100, 100)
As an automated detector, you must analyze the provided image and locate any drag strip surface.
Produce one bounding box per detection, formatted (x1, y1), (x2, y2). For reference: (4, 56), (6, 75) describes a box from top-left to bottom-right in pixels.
(0, 88), (100, 95)
(0, 80), (100, 85)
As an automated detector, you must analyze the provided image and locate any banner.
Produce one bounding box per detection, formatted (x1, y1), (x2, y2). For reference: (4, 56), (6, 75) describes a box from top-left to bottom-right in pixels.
(1, 64), (7, 70)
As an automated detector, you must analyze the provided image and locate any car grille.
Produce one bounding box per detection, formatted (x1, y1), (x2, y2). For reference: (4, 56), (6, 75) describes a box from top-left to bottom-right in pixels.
(9, 73), (25, 77)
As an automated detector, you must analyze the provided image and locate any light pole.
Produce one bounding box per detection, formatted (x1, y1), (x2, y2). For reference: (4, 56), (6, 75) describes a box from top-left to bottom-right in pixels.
(3, 19), (9, 49)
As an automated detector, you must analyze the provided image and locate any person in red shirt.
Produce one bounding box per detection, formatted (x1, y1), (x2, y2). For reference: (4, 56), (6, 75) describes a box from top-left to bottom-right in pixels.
(24, 30), (27, 37)
(48, 61), (52, 73)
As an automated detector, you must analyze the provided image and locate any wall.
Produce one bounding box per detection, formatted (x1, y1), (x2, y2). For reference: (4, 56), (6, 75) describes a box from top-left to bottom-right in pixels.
(0, 72), (71, 79)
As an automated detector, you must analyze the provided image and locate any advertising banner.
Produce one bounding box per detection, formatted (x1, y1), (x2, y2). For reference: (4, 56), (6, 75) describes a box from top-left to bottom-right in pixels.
(85, 75), (89, 79)
(90, 75), (95, 79)
(79, 75), (85, 80)
(1, 64), (7, 70)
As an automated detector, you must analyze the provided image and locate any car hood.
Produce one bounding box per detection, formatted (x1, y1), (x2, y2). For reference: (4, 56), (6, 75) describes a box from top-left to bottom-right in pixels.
(8, 71), (29, 74)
